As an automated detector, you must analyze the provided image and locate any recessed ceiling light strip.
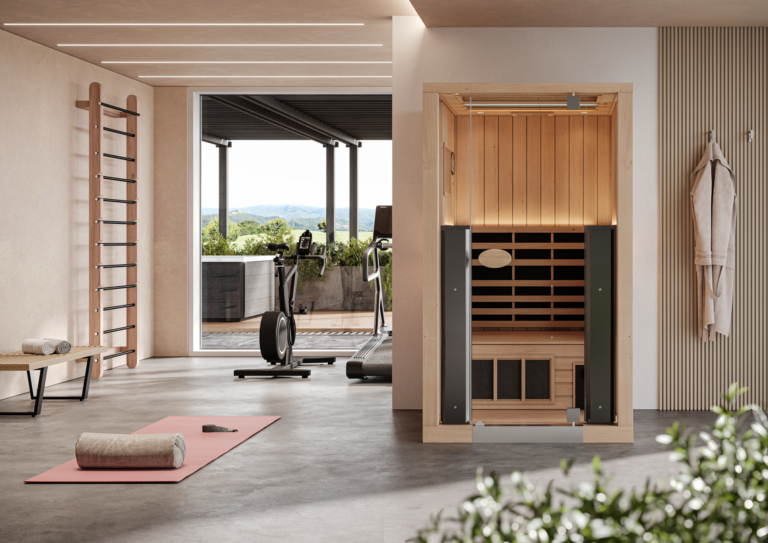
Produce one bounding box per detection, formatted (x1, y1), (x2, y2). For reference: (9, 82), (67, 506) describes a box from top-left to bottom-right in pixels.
(138, 75), (392, 78)
(59, 43), (382, 47)
(103, 61), (392, 64)
(6, 23), (365, 26)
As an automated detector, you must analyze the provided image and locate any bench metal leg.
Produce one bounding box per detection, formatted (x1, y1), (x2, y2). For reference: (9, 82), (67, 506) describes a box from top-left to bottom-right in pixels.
(0, 367), (48, 417)
(27, 370), (37, 399)
(32, 367), (47, 416)
(34, 356), (95, 401)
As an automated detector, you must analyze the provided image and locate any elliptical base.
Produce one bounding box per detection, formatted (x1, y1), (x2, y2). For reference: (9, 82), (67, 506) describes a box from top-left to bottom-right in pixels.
(234, 368), (311, 379)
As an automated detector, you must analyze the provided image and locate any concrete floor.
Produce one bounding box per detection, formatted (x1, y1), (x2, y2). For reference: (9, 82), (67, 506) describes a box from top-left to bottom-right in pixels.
(0, 357), (716, 543)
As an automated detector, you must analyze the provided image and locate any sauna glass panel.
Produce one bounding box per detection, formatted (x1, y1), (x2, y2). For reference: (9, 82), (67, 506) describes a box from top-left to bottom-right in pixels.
(515, 266), (550, 280)
(473, 266), (512, 281)
(554, 249), (585, 259)
(553, 233), (584, 243)
(515, 233), (550, 243)
(497, 360), (522, 399)
(515, 249), (550, 260)
(472, 360), (494, 399)
(554, 266), (584, 280)
(525, 360), (550, 399)
(473, 233), (512, 243)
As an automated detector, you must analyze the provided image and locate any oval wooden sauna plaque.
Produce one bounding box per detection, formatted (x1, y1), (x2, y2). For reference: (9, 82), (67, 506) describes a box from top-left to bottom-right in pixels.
(478, 249), (511, 268)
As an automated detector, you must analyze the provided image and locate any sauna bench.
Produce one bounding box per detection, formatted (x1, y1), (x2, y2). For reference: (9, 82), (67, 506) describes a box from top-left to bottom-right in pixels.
(470, 331), (585, 425)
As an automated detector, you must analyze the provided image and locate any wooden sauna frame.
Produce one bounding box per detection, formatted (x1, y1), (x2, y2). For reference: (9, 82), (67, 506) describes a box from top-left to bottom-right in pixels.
(422, 83), (633, 443)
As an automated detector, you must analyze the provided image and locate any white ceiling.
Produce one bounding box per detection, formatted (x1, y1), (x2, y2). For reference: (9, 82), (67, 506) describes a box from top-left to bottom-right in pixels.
(409, 0), (768, 27)
(0, 0), (417, 87)
(3, 0), (767, 88)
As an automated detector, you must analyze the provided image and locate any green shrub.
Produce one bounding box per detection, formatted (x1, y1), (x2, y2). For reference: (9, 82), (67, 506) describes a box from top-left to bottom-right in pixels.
(412, 383), (768, 543)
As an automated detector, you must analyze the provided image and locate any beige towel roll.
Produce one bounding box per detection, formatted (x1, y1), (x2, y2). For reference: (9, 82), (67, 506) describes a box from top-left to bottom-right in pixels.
(76, 433), (186, 469)
(22, 339), (56, 355)
(43, 338), (72, 354)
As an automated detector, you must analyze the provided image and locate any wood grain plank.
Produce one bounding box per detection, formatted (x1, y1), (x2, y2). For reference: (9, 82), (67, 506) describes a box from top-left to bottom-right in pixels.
(498, 116), (513, 225)
(455, 115), (471, 225)
(484, 116), (499, 226)
(584, 116), (598, 226)
(88, 82), (104, 380)
(471, 115), (485, 225)
(512, 116), (527, 225)
(125, 94), (139, 369)
(597, 116), (613, 225)
(554, 117), (570, 226)
(615, 92), (633, 428)
(422, 92), (441, 430)
(569, 116), (584, 225)
(526, 116), (541, 225)
(541, 116), (556, 226)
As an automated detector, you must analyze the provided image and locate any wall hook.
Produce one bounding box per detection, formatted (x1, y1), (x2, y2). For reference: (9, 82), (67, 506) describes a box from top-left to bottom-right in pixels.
(749, 130), (754, 143)
(709, 130), (715, 142)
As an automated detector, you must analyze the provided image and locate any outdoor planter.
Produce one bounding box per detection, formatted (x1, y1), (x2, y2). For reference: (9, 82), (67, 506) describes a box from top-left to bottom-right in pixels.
(203, 255), (275, 321)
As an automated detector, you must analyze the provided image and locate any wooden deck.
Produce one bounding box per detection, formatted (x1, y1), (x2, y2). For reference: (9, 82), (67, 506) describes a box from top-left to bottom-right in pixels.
(202, 310), (394, 333)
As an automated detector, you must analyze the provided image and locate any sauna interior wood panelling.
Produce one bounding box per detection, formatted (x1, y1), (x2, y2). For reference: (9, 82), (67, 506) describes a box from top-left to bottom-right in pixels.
(659, 28), (768, 410)
(453, 115), (615, 227)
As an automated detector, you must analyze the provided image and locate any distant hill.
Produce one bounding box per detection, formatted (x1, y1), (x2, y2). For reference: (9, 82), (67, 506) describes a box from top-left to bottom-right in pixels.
(201, 204), (378, 231)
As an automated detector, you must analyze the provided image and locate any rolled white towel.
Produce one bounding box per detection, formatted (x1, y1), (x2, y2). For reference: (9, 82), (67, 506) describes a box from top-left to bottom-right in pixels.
(43, 338), (72, 354)
(22, 339), (56, 355)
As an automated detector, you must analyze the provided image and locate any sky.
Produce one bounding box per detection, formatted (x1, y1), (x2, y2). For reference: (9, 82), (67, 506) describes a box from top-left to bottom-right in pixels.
(201, 140), (392, 211)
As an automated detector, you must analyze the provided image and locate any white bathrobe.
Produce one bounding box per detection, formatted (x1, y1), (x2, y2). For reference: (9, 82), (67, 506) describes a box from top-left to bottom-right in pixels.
(690, 141), (737, 341)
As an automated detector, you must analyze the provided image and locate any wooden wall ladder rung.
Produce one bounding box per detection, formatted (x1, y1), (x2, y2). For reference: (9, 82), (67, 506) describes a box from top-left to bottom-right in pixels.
(77, 82), (139, 379)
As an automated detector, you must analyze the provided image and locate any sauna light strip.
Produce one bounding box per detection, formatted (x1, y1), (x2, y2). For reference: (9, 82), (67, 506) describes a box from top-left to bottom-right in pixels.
(463, 103), (598, 107)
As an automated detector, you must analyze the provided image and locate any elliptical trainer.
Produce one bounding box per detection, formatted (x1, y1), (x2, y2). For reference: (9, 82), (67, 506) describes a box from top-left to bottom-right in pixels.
(234, 230), (335, 379)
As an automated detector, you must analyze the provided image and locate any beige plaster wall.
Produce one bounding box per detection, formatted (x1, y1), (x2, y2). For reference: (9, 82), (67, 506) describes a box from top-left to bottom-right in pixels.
(152, 88), (189, 356)
(392, 19), (659, 409)
(0, 30), (154, 400)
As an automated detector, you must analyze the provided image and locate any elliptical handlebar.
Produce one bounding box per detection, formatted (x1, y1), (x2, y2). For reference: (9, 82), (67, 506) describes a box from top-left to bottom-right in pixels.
(302, 246), (327, 278)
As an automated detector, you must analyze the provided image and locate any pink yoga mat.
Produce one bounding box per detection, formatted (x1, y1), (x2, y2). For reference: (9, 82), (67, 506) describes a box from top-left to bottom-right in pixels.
(25, 416), (280, 484)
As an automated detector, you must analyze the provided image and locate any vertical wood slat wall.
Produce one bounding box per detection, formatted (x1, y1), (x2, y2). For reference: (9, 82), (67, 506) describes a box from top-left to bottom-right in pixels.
(660, 28), (767, 409)
(454, 115), (614, 227)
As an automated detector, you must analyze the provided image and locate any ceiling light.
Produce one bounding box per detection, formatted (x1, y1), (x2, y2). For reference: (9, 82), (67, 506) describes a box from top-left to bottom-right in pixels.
(103, 61), (392, 64)
(6, 23), (364, 26)
(59, 43), (382, 47)
(138, 75), (392, 78)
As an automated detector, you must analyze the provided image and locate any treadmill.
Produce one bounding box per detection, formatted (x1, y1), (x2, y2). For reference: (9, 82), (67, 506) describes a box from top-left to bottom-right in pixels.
(346, 205), (393, 379)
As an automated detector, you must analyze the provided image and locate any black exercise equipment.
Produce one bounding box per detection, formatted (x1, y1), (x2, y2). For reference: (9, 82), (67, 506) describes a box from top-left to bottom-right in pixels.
(346, 205), (393, 379)
(234, 230), (335, 379)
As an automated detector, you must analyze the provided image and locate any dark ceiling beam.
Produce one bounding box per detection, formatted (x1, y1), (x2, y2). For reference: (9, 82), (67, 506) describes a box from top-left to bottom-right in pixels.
(208, 96), (334, 147)
(202, 132), (230, 147)
(244, 95), (360, 147)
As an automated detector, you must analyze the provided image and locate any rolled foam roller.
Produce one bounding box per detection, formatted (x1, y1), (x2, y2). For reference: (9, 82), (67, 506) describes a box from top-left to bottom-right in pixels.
(75, 433), (186, 469)
(22, 339), (56, 355)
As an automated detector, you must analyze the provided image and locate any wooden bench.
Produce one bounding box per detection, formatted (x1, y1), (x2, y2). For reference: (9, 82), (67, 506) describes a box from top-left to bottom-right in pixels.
(0, 346), (109, 417)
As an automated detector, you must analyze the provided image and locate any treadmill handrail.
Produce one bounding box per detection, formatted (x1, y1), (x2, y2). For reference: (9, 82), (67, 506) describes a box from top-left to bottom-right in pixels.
(362, 238), (379, 283)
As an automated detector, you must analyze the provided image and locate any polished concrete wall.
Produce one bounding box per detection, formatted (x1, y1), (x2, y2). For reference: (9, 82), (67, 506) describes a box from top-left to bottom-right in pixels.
(0, 30), (154, 400)
(392, 19), (659, 409)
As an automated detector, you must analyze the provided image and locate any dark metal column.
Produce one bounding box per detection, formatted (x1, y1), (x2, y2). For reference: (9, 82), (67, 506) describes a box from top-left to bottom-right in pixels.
(348, 144), (359, 240)
(218, 143), (230, 238)
(326, 144), (335, 244)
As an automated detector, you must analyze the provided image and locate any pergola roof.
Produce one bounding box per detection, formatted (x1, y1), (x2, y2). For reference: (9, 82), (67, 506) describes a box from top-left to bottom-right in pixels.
(202, 94), (392, 143)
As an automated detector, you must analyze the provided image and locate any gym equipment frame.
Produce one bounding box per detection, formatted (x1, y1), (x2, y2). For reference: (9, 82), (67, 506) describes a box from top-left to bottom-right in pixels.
(421, 83), (633, 444)
(235, 232), (335, 379)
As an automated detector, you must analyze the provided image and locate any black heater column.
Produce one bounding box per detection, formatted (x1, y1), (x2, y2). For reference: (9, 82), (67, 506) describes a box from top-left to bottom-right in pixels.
(584, 226), (615, 424)
(441, 226), (472, 425)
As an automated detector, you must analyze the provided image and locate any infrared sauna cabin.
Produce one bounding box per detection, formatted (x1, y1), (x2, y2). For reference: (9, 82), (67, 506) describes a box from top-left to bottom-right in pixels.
(422, 84), (633, 444)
